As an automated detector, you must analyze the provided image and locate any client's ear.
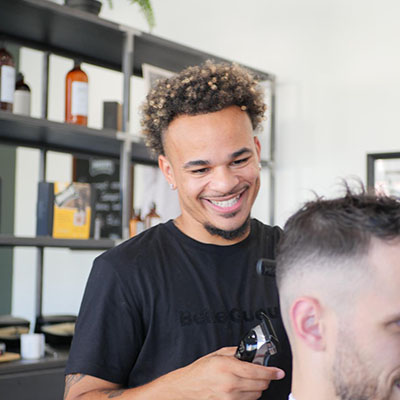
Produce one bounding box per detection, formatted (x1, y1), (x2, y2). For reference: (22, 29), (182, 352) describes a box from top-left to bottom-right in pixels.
(290, 297), (326, 351)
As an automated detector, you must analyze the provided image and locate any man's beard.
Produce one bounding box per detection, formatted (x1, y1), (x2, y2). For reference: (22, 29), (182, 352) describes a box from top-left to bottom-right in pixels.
(203, 214), (251, 241)
(332, 328), (393, 400)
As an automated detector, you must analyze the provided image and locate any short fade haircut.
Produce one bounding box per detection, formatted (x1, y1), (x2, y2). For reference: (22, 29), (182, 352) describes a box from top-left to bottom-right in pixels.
(276, 186), (400, 290)
(141, 60), (266, 157)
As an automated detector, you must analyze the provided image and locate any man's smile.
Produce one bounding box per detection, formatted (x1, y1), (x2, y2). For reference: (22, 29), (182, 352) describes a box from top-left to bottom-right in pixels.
(202, 188), (247, 214)
(209, 194), (240, 208)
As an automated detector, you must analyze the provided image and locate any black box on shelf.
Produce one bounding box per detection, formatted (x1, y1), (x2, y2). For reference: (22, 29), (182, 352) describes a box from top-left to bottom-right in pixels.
(36, 181), (54, 237)
(103, 101), (122, 131)
(36, 181), (94, 239)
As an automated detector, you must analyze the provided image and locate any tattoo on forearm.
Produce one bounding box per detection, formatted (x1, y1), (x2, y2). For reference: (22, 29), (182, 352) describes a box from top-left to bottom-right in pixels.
(100, 389), (126, 398)
(64, 374), (87, 399)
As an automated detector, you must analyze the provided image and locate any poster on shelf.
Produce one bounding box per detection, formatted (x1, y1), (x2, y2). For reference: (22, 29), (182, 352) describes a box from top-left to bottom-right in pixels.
(73, 158), (123, 239)
(36, 181), (93, 239)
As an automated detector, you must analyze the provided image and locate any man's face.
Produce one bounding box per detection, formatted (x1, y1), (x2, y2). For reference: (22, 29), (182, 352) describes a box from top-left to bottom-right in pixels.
(332, 239), (400, 400)
(159, 105), (261, 244)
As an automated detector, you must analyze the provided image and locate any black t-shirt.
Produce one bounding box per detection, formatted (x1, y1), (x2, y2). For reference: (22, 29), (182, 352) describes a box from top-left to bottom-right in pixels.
(66, 219), (292, 399)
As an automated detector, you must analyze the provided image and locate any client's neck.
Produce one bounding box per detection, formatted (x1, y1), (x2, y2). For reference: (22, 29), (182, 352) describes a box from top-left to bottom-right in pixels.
(291, 356), (338, 400)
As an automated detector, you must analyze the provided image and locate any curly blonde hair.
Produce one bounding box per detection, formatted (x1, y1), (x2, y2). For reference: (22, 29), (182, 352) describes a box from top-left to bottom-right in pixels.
(141, 60), (266, 156)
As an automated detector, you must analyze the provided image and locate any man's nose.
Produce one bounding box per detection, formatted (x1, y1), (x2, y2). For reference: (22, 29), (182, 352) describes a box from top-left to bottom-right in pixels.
(209, 167), (240, 193)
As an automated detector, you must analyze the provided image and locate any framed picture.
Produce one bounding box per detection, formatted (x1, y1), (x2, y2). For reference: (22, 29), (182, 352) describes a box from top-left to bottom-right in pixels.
(257, 79), (273, 161)
(367, 152), (400, 196)
(142, 63), (175, 92)
(139, 64), (180, 221)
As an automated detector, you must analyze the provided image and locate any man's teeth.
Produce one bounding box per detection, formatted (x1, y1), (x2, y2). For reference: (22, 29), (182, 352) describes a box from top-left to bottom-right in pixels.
(210, 195), (240, 208)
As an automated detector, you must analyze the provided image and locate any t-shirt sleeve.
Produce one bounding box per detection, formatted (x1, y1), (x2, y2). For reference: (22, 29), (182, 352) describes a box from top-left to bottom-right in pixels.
(65, 255), (144, 385)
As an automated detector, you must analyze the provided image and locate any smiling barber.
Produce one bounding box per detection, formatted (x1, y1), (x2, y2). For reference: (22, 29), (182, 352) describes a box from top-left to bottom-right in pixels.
(64, 61), (292, 400)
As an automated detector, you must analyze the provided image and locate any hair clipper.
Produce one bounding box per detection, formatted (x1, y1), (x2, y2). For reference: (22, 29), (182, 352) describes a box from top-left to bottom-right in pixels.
(235, 312), (279, 366)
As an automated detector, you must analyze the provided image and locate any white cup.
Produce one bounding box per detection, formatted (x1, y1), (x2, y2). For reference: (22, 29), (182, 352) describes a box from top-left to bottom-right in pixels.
(20, 333), (45, 360)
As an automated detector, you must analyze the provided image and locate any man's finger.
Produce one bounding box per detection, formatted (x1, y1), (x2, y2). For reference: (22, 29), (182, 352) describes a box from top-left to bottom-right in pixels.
(229, 358), (285, 381)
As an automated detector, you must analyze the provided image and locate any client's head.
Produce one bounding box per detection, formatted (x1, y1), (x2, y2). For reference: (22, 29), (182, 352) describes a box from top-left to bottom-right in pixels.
(276, 186), (400, 400)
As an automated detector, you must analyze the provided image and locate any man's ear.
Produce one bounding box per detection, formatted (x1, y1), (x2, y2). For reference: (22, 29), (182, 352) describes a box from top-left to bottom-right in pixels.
(158, 155), (176, 189)
(253, 136), (261, 161)
(290, 297), (326, 351)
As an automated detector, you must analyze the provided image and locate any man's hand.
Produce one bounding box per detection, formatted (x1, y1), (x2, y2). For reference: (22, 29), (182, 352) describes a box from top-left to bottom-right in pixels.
(64, 347), (285, 400)
(155, 346), (285, 400)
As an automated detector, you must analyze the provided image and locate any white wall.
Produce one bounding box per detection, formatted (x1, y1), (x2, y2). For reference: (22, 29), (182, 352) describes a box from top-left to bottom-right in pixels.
(100, 0), (400, 221)
(12, 0), (400, 323)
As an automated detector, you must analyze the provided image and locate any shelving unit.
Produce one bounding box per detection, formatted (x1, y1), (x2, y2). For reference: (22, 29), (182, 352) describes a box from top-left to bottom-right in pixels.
(0, 1), (277, 387)
(0, 0), (276, 233)
(0, 0), (277, 396)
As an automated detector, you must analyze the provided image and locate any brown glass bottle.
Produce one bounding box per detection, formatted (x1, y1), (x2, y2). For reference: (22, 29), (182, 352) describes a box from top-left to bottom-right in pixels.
(0, 47), (16, 112)
(144, 203), (161, 229)
(65, 60), (88, 126)
(129, 208), (145, 237)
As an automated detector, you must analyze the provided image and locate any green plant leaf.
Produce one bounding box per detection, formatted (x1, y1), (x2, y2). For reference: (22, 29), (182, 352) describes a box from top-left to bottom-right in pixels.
(105, 0), (155, 30)
(130, 0), (155, 30)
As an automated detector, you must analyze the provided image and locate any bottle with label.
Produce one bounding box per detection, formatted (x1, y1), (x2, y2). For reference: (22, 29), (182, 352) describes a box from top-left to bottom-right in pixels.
(129, 209), (145, 237)
(0, 46), (16, 112)
(65, 60), (88, 126)
(144, 203), (161, 229)
(14, 72), (31, 116)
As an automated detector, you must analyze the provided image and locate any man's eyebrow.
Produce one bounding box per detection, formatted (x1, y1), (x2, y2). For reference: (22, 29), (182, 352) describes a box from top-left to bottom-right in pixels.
(182, 147), (253, 170)
(183, 159), (210, 169)
(231, 147), (252, 159)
